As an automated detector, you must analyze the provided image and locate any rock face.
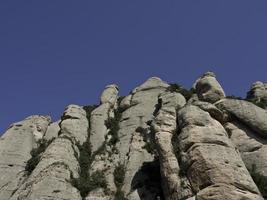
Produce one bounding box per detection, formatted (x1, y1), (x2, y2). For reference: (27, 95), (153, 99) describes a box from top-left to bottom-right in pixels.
(224, 122), (267, 179)
(177, 105), (262, 200)
(1, 73), (267, 200)
(194, 72), (225, 103)
(247, 81), (267, 102)
(0, 116), (51, 200)
(216, 99), (267, 138)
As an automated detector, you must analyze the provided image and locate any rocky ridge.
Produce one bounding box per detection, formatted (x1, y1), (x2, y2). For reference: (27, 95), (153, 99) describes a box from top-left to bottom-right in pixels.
(1, 72), (267, 200)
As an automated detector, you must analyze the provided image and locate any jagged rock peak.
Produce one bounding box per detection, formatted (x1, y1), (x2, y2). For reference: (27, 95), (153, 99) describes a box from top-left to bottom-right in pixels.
(2, 73), (267, 200)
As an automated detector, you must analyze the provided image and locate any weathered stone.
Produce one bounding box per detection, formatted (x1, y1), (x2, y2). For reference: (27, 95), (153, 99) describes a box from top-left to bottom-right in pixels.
(177, 105), (262, 199)
(86, 188), (111, 200)
(117, 77), (169, 199)
(0, 115), (51, 200)
(132, 77), (169, 93)
(153, 91), (192, 200)
(90, 103), (110, 153)
(10, 104), (88, 200)
(194, 72), (225, 103)
(216, 99), (267, 138)
(100, 84), (119, 105)
(60, 104), (88, 144)
(191, 100), (225, 123)
(43, 121), (60, 140)
(195, 184), (263, 200)
(90, 84), (119, 153)
(10, 137), (82, 200)
(225, 122), (267, 178)
(247, 81), (267, 101)
(3, 74), (267, 200)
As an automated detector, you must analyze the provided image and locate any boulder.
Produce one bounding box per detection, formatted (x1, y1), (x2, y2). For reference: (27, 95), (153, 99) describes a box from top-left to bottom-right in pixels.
(194, 72), (225, 103)
(100, 84), (119, 105)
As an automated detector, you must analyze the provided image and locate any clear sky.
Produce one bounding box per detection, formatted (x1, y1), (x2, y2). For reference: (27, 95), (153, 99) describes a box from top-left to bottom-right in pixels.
(0, 1), (267, 134)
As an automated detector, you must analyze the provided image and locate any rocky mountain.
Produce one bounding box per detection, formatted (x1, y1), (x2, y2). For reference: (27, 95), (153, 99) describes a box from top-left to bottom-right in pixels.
(1, 72), (267, 200)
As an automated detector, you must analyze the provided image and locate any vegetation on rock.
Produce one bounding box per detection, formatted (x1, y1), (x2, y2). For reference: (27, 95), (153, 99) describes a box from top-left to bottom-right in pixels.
(25, 138), (54, 175)
(71, 105), (108, 199)
(114, 162), (127, 200)
(105, 109), (122, 145)
(136, 126), (156, 154)
(166, 83), (195, 100)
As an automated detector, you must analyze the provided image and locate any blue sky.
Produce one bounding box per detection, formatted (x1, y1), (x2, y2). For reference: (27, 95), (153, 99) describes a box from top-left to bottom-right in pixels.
(0, 1), (267, 133)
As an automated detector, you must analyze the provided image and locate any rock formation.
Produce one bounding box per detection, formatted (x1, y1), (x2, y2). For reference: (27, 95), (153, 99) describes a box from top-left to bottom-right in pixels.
(1, 72), (267, 200)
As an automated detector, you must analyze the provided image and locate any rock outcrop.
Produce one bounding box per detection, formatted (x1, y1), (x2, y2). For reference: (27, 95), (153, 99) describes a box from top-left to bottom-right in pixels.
(194, 71), (225, 103)
(216, 99), (267, 138)
(0, 116), (51, 200)
(1, 72), (267, 200)
(247, 81), (267, 102)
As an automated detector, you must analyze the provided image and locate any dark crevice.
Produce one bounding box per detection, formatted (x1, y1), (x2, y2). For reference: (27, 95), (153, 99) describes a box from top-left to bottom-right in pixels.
(131, 160), (164, 200)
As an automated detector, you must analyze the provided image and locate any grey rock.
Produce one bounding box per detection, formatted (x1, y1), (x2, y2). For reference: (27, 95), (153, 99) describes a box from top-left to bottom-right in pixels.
(153, 91), (192, 200)
(43, 121), (60, 140)
(247, 81), (267, 102)
(216, 99), (267, 138)
(10, 104), (88, 200)
(60, 104), (88, 144)
(0, 115), (51, 200)
(177, 105), (262, 199)
(132, 77), (169, 93)
(100, 84), (119, 106)
(90, 103), (110, 153)
(225, 122), (267, 178)
(90, 84), (118, 153)
(194, 72), (225, 103)
(191, 100), (225, 123)
(10, 137), (82, 200)
(117, 77), (169, 198)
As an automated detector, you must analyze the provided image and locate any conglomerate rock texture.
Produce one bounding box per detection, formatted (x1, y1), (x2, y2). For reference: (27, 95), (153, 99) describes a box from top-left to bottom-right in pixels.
(1, 72), (267, 200)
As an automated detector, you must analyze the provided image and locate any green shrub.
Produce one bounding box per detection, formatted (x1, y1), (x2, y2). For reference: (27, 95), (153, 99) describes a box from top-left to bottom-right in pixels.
(71, 139), (110, 198)
(249, 164), (267, 198)
(72, 105), (110, 199)
(114, 163), (127, 200)
(247, 98), (267, 109)
(105, 109), (122, 146)
(72, 170), (108, 198)
(25, 138), (54, 175)
(226, 95), (243, 100)
(166, 83), (195, 100)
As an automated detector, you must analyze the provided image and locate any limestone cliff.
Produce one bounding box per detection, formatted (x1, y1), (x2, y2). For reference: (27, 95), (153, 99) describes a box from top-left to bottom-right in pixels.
(1, 72), (267, 200)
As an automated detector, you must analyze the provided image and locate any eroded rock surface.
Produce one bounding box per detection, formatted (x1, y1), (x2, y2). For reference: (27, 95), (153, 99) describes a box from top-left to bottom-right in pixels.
(10, 105), (88, 200)
(225, 122), (267, 179)
(1, 73), (267, 200)
(194, 72), (225, 103)
(247, 81), (267, 102)
(177, 105), (262, 199)
(0, 116), (51, 200)
(152, 91), (192, 200)
(216, 99), (267, 138)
